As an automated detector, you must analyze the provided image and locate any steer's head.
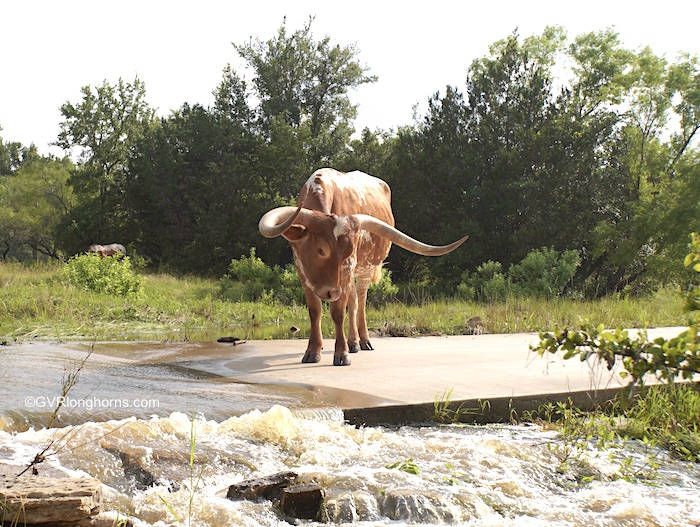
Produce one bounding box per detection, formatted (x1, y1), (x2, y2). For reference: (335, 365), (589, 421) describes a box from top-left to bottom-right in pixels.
(282, 213), (359, 302)
(259, 203), (468, 302)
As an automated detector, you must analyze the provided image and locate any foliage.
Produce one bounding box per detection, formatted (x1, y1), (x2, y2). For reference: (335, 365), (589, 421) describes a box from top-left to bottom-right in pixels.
(533, 233), (700, 397)
(432, 388), (486, 424)
(1, 23), (698, 295)
(55, 77), (155, 252)
(235, 17), (377, 167)
(458, 248), (580, 301)
(508, 248), (581, 298)
(59, 253), (143, 298)
(367, 268), (399, 305)
(620, 384), (700, 462)
(385, 458), (419, 475)
(227, 248), (279, 301)
(529, 384), (700, 466)
(458, 260), (508, 302)
(0, 261), (685, 343)
(0, 155), (74, 260)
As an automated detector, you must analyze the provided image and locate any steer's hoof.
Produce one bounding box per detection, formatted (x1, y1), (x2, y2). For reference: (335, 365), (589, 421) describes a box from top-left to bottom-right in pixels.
(302, 351), (322, 363)
(360, 341), (374, 351)
(349, 341), (360, 353)
(333, 353), (351, 366)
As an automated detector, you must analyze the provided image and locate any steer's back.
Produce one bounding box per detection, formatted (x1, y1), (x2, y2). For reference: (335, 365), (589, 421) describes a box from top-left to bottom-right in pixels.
(301, 168), (394, 276)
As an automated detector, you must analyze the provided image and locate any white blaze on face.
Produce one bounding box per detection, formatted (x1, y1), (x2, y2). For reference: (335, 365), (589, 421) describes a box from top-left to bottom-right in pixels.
(333, 216), (349, 239)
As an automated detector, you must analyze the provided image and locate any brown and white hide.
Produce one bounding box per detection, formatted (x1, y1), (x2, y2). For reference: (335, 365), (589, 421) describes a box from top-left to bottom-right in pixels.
(259, 168), (467, 366)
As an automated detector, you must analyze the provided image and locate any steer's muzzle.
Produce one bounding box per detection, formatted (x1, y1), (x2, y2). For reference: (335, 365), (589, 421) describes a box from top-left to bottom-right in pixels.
(316, 286), (341, 302)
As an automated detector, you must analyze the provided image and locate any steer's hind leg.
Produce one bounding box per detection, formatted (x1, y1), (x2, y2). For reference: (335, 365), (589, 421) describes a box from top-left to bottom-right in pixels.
(347, 283), (361, 353)
(356, 276), (374, 351)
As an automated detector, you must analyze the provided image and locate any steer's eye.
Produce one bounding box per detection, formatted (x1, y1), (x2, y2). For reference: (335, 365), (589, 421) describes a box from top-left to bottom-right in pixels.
(315, 241), (331, 258)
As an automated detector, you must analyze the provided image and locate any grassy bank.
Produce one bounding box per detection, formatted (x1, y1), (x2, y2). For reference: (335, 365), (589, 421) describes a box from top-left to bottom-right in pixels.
(0, 261), (688, 342)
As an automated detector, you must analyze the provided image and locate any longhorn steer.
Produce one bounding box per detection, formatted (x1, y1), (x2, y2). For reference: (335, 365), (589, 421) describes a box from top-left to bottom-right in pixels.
(88, 243), (126, 257)
(259, 168), (467, 366)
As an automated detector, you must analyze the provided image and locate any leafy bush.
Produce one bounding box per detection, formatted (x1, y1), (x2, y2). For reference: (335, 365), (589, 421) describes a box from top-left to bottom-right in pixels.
(227, 248), (278, 300)
(458, 260), (509, 302)
(59, 253), (143, 298)
(276, 263), (305, 305)
(508, 247), (580, 298)
(534, 232), (700, 397)
(458, 248), (580, 301)
(367, 268), (399, 306)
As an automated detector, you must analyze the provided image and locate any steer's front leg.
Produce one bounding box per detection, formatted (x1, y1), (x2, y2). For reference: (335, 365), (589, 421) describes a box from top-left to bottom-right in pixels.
(330, 297), (351, 366)
(302, 289), (324, 363)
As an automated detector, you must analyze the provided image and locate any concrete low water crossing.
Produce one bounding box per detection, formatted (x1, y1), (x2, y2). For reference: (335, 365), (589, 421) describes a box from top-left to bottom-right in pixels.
(0, 329), (698, 526)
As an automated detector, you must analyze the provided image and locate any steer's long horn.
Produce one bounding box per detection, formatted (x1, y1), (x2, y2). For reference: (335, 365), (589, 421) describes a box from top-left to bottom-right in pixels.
(258, 201), (307, 238)
(356, 214), (468, 256)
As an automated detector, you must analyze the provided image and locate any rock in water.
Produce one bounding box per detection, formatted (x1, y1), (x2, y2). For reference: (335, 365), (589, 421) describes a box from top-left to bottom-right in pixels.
(226, 471), (297, 501)
(281, 483), (323, 519)
(0, 476), (101, 524)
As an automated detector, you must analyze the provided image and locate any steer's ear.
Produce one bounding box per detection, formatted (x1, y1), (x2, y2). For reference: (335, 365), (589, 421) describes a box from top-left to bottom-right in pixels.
(282, 225), (307, 242)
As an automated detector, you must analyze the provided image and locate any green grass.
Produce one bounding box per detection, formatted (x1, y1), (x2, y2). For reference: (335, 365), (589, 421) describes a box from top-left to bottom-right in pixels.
(0, 261), (688, 342)
(527, 384), (700, 467)
(0, 262), (300, 341)
(369, 288), (686, 336)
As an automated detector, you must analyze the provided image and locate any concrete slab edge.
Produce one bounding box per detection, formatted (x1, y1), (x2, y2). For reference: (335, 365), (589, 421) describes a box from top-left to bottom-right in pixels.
(344, 386), (629, 427)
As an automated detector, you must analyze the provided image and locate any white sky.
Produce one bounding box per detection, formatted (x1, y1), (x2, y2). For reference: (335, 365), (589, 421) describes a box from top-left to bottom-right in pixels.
(1, 0), (698, 157)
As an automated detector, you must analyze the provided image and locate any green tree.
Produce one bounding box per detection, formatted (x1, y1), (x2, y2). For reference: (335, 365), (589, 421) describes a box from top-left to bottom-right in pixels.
(335, 128), (395, 175)
(235, 18), (377, 183)
(55, 77), (155, 251)
(386, 27), (626, 287)
(0, 133), (25, 175)
(0, 138), (72, 260)
(588, 50), (700, 293)
(125, 95), (261, 274)
(11, 156), (74, 259)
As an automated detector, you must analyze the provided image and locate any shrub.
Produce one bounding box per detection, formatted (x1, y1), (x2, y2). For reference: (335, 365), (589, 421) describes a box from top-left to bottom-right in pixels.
(459, 260), (509, 302)
(59, 253), (143, 298)
(367, 268), (399, 306)
(458, 249), (581, 301)
(227, 248), (278, 300)
(508, 247), (580, 298)
(276, 263), (305, 305)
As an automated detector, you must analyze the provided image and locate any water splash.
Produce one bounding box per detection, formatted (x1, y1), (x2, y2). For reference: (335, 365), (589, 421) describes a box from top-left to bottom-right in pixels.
(10, 406), (700, 526)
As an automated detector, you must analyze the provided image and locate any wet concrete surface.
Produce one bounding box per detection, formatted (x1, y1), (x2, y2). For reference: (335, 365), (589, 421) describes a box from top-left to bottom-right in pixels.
(197, 327), (688, 425)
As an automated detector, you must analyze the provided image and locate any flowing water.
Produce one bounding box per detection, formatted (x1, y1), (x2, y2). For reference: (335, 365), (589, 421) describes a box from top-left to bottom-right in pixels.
(1, 341), (699, 526)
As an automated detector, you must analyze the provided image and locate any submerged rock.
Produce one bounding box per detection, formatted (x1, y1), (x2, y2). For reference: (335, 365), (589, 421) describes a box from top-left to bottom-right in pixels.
(381, 488), (460, 523)
(321, 490), (382, 523)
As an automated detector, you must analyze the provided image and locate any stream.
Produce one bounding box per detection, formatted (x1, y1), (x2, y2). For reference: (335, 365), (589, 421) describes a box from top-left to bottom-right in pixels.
(1, 341), (698, 526)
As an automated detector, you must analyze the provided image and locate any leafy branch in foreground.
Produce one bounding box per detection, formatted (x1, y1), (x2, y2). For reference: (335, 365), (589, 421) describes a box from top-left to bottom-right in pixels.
(532, 233), (700, 396)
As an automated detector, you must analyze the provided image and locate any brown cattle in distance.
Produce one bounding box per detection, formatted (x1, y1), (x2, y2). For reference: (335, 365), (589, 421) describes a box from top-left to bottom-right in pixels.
(258, 168), (468, 366)
(87, 243), (126, 257)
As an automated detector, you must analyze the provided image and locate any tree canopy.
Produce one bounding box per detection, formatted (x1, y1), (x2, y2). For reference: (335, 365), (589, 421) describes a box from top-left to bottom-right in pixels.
(1, 22), (698, 296)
